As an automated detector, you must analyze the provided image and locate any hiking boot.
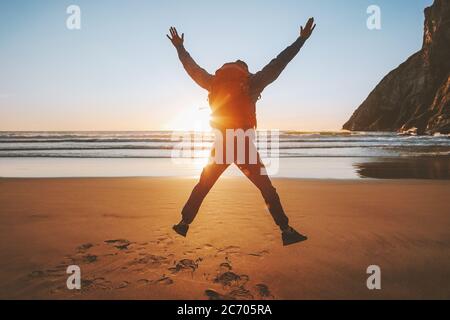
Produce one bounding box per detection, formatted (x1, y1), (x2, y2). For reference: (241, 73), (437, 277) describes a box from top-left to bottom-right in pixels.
(281, 226), (307, 246)
(173, 222), (189, 237)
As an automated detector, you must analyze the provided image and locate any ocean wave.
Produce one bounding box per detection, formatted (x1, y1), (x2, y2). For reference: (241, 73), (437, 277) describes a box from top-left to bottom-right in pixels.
(1, 154), (448, 159)
(1, 144), (449, 151)
(0, 137), (449, 145)
(0, 131), (449, 159)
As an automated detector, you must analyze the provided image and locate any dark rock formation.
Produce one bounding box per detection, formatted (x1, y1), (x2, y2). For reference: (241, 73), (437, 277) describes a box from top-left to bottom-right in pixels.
(343, 0), (450, 135)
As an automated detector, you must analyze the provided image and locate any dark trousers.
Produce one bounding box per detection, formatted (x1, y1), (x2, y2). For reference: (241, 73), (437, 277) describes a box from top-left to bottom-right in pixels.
(181, 135), (289, 229)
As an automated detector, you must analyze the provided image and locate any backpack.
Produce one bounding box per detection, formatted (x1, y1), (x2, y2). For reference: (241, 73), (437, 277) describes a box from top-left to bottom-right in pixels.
(208, 63), (257, 129)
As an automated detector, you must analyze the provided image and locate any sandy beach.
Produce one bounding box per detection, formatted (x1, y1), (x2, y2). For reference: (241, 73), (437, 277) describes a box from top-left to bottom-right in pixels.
(0, 177), (449, 300)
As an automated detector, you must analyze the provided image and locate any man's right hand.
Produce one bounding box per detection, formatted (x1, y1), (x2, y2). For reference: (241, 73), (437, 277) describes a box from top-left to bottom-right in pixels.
(300, 17), (316, 40)
(167, 27), (184, 48)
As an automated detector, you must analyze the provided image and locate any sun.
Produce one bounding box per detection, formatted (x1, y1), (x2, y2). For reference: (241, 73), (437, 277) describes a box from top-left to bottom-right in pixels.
(165, 105), (211, 132)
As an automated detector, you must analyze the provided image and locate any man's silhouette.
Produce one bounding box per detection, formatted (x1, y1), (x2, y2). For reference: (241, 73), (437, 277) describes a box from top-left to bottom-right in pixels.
(168, 18), (316, 245)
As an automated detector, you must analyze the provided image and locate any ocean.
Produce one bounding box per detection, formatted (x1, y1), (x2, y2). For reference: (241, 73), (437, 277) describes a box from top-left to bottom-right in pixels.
(0, 131), (449, 179)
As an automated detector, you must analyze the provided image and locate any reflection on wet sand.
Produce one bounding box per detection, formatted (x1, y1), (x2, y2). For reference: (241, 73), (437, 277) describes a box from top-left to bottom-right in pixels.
(355, 157), (450, 180)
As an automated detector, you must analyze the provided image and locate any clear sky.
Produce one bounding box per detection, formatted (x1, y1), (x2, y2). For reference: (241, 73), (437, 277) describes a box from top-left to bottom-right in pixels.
(0, 0), (433, 131)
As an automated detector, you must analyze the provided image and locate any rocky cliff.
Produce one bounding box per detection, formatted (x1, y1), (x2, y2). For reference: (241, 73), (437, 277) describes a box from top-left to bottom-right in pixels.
(343, 0), (450, 135)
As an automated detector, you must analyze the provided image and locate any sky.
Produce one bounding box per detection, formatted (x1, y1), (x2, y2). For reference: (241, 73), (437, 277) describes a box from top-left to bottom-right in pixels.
(0, 0), (433, 131)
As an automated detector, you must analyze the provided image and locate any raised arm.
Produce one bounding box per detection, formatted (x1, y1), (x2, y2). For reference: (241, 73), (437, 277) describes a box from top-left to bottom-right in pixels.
(250, 18), (316, 94)
(167, 27), (213, 91)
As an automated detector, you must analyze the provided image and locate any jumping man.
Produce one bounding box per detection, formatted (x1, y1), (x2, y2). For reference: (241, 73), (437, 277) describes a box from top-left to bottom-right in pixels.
(167, 18), (316, 246)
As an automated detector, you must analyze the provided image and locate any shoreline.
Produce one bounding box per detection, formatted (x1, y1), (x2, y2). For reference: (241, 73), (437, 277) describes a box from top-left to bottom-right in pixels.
(1, 156), (449, 180)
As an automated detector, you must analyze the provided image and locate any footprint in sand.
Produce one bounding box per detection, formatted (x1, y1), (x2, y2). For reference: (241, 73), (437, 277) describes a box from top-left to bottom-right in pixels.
(81, 277), (112, 290)
(104, 239), (132, 250)
(219, 262), (232, 272)
(104, 239), (128, 244)
(228, 286), (254, 300)
(28, 263), (68, 279)
(205, 287), (253, 300)
(82, 254), (98, 263)
(63, 251), (98, 265)
(214, 271), (249, 287)
(204, 289), (231, 300)
(216, 245), (241, 256)
(29, 237), (241, 296)
(247, 249), (270, 257)
(255, 283), (274, 299)
(115, 281), (129, 289)
(137, 279), (150, 285)
(151, 275), (174, 285)
(169, 259), (199, 274)
(205, 260), (272, 300)
(44, 267), (66, 277)
(138, 276), (173, 286)
(77, 243), (94, 252)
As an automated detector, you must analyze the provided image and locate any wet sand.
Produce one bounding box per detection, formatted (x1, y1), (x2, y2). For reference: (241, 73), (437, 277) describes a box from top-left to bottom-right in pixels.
(2, 156), (449, 180)
(0, 177), (449, 299)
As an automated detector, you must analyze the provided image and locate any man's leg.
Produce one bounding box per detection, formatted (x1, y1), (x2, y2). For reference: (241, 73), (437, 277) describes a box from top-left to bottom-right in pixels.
(237, 154), (307, 245)
(237, 154), (289, 230)
(181, 156), (229, 225)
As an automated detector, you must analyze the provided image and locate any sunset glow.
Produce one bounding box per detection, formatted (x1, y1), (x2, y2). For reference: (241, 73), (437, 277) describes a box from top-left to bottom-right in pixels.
(165, 105), (212, 132)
